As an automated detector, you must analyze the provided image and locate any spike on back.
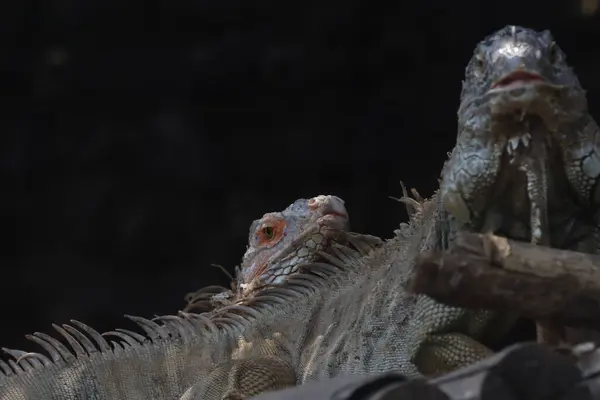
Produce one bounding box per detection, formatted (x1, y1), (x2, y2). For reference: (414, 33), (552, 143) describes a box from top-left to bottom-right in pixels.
(0, 244), (373, 381)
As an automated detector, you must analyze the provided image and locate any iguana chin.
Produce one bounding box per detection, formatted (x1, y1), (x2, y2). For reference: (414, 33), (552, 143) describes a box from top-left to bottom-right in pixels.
(184, 195), (350, 312)
(439, 25), (600, 343)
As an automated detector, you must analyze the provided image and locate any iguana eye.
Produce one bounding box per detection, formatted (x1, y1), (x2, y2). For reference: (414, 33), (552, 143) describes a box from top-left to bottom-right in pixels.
(256, 219), (286, 245)
(262, 226), (274, 239)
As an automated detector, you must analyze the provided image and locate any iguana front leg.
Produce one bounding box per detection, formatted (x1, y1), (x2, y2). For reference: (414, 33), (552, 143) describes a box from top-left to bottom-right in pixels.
(180, 356), (296, 400)
(409, 294), (495, 376)
(417, 332), (493, 375)
(180, 315), (300, 400)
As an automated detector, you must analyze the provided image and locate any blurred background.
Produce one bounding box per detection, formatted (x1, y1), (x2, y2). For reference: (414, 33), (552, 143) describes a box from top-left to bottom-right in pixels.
(1, 0), (599, 349)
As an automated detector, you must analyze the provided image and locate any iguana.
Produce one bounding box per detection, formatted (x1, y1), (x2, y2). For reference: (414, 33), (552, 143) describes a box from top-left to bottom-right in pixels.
(183, 195), (351, 313)
(440, 25), (600, 343)
(0, 25), (588, 400)
(0, 185), (499, 400)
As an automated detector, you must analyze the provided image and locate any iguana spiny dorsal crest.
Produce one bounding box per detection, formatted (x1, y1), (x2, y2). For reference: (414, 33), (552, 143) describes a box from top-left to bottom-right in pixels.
(185, 195), (350, 312)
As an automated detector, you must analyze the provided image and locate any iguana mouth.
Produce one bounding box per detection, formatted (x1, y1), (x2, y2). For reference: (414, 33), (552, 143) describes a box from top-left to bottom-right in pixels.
(486, 70), (565, 127)
(491, 70), (546, 89)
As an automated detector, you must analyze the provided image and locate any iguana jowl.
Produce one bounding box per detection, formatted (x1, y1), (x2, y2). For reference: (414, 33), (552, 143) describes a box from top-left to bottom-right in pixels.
(0, 26), (593, 400)
(440, 25), (600, 343)
(183, 195), (350, 312)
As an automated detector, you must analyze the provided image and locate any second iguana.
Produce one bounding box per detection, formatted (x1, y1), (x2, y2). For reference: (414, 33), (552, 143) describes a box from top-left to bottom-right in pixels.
(440, 25), (600, 344)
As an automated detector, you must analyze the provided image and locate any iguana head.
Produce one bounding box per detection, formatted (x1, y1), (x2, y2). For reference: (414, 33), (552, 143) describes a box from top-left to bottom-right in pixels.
(441, 26), (600, 245)
(458, 25), (586, 127)
(237, 195), (349, 296)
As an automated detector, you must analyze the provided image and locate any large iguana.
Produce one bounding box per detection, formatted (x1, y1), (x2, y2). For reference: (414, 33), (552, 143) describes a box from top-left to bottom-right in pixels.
(0, 25), (592, 400)
(442, 25), (599, 261)
(183, 195), (351, 313)
(440, 25), (600, 343)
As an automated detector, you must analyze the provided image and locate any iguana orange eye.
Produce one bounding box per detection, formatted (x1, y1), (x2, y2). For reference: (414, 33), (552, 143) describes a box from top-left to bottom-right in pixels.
(262, 226), (274, 239)
(256, 219), (286, 245)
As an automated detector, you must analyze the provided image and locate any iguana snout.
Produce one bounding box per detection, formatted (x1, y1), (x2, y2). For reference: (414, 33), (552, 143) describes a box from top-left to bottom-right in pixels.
(309, 194), (349, 228)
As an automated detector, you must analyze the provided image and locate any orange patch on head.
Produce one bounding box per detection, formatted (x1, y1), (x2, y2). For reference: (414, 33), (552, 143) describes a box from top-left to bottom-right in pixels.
(256, 217), (287, 246)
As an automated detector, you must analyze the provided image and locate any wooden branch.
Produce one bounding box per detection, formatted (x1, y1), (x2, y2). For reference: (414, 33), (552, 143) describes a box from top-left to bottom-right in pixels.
(408, 232), (600, 330)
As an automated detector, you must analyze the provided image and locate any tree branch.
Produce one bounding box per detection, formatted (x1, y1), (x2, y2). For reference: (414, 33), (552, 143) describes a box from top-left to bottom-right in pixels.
(408, 232), (600, 330)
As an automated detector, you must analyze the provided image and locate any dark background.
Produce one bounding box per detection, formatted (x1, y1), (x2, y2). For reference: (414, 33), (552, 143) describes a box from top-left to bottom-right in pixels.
(2, 0), (599, 349)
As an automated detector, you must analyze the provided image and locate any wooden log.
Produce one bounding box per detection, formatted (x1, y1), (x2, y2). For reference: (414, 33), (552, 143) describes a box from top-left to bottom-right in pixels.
(408, 232), (600, 330)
